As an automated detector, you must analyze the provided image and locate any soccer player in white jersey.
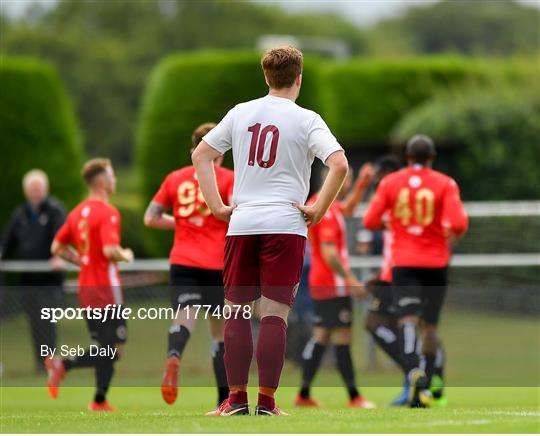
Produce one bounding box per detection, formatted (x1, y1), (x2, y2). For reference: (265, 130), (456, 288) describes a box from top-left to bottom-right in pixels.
(192, 46), (348, 416)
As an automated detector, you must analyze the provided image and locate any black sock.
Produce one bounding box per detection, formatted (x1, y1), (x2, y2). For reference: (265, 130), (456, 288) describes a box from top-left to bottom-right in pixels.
(299, 339), (326, 398)
(95, 358), (115, 403)
(63, 352), (101, 370)
(168, 325), (191, 358)
(424, 353), (437, 382)
(367, 324), (407, 372)
(211, 340), (229, 404)
(431, 344), (445, 399)
(398, 322), (420, 375)
(334, 345), (359, 400)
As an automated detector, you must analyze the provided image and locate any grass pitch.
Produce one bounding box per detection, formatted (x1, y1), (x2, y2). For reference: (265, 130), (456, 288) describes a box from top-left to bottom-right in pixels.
(1, 305), (538, 433)
(1, 386), (539, 433)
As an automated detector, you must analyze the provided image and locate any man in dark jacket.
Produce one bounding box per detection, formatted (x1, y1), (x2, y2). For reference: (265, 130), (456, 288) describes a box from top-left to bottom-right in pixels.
(1, 170), (66, 373)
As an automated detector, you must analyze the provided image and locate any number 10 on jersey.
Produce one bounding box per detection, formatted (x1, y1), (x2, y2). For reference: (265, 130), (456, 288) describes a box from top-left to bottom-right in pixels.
(247, 123), (279, 168)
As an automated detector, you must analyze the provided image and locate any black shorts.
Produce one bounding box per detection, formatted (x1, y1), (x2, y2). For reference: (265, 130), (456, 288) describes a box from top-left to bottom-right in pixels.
(392, 266), (448, 325)
(86, 315), (127, 346)
(368, 280), (395, 316)
(312, 297), (352, 328)
(170, 264), (224, 310)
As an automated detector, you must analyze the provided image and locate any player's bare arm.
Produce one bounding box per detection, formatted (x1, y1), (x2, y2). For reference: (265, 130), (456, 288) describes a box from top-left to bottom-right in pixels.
(295, 150), (348, 226)
(321, 242), (367, 299)
(341, 163), (375, 218)
(143, 201), (175, 230)
(363, 186), (388, 230)
(103, 245), (134, 263)
(192, 141), (235, 222)
(50, 240), (81, 266)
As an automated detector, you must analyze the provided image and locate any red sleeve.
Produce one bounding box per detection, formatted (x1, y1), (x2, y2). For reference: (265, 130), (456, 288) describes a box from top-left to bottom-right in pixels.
(441, 179), (468, 236)
(227, 173), (234, 205)
(317, 212), (339, 245)
(54, 220), (72, 245)
(100, 209), (121, 247)
(363, 179), (389, 230)
(152, 175), (172, 207)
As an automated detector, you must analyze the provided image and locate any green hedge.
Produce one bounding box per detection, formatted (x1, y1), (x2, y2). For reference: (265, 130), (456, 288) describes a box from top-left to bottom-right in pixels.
(136, 51), (322, 256)
(392, 87), (540, 200)
(320, 57), (492, 146)
(0, 57), (83, 231)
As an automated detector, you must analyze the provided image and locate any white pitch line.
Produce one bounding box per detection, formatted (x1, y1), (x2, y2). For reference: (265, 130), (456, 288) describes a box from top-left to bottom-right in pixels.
(463, 410), (540, 417)
(399, 419), (492, 427)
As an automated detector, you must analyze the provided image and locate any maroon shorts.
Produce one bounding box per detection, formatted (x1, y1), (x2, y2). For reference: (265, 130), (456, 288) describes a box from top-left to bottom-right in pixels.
(223, 234), (306, 306)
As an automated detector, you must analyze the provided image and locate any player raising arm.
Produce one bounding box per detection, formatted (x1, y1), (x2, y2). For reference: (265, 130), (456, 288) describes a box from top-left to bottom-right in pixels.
(47, 158), (133, 412)
(364, 135), (468, 408)
(193, 46), (348, 416)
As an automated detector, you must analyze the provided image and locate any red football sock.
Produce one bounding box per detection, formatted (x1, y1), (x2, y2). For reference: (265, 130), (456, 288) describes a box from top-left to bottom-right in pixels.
(229, 385), (248, 405)
(256, 316), (287, 397)
(224, 316), (253, 394)
(258, 387), (276, 410)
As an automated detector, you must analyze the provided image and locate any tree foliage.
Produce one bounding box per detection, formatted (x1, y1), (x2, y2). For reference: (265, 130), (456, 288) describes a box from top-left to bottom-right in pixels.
(2, 0), (365, 165)
(393, 88), (540, 200)
(0, 57), (83, 230)
(370, 0), (539, 56)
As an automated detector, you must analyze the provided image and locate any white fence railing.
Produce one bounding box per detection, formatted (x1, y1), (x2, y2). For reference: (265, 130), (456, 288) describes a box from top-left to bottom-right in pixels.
(1, 253), (538, 273)
(354, 200), (540, 218)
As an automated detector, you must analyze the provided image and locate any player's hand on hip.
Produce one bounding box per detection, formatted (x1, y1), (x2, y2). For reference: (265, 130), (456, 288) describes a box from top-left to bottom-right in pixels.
(294, 203), (323, 227)
(214, 204), (235, 222)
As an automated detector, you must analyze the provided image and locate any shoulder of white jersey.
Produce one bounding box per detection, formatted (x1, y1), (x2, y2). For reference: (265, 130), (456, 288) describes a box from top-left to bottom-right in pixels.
(235, 97), (265, 110)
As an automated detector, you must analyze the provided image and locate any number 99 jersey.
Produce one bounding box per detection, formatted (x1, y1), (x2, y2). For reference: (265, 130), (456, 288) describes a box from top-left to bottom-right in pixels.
(152, 165), (234, 270)
(363, 166), (468, 268)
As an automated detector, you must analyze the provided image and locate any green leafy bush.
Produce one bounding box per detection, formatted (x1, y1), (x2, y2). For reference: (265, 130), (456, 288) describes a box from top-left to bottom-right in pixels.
(136, 51), (322, 256)
(321, 57), (490, 145)
(0, 57), (83, 230)
(393, 87), (540, 200)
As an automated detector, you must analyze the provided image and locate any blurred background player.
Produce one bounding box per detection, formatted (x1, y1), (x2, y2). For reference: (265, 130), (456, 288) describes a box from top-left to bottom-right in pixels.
(295, 164), (375, 409)
(144, 122), (234, 407)
(47, 158), (134, 412)
(362, 155), (410, 404)
(0, 169), (66, 373)
(364, 155), (447, 407)
(193, 46), (348, 416)
(363, 135), (468, 408)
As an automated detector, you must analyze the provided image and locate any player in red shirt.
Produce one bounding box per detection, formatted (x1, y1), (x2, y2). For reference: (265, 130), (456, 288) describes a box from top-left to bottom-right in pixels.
(47, 158), (134, 412)
(295, 165), (375, 409)
(143, 123), (234, 407)
(364, 135), (468, 407)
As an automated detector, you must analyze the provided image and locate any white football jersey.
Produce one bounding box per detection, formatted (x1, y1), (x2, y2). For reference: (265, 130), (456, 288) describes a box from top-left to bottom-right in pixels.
(203, 95), (343, 237)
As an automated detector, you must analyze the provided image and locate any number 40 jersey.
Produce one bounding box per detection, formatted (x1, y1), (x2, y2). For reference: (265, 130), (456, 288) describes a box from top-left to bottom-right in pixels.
(364, 165), (469, 268)
(203, 95), (343, 238)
